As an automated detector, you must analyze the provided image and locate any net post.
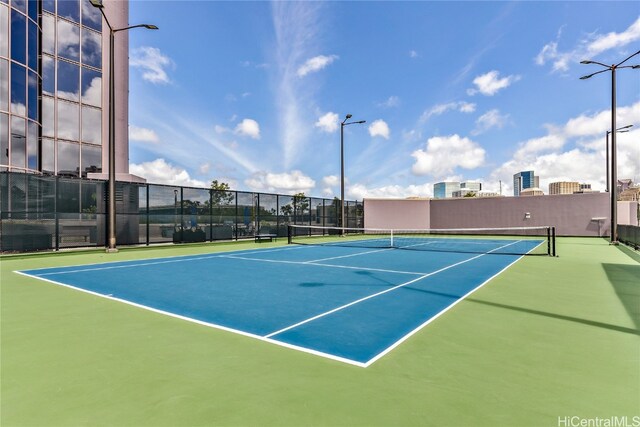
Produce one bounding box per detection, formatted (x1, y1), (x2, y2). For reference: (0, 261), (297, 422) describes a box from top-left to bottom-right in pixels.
(287, 225), (292, 244)
(547, 227), (551, 256)
(552, 226), (556, 257)
(390, 229), (394, 248)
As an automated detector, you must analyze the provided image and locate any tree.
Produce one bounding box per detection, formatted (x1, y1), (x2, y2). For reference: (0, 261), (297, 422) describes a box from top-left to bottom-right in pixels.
(463, 191), (477, 198)
(293, 192), (309, 222)
(210, 180), (234, 224)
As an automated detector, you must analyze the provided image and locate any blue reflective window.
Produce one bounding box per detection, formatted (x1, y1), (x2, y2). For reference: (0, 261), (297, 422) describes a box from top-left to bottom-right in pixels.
(10, 62), (26, 114)
(0, 113), (7, 165)
(81, 28), (101, 68)
(10, 9), (26, 64)
(12, 0), (26, 14)
(10, 115), (26, 168)
(27, 19), (37, 70)
(42, 96), (54, 137)
(27, 119), (37, 169)
(81, 0), (101, 31)
(42, 13), (54, 54)
(81, 67), (100, 107)
(43, 0), (54, 13)
(57, 140), (79, 176)
(57, 60), (80, 101)
(42, 137), (55, 174)
(42, 55), (54, 95)
(0, 59), (7, 111)
(57, 99), (79, 141)
(81, 105), (101, 144)
(58, 0), (79, 23)
(0, 5), (8, 57)
(57, 18), (80, 61)
(81, 143), (101, 176)
(27, 0), (37, 22)
(27, 70), (37, 120)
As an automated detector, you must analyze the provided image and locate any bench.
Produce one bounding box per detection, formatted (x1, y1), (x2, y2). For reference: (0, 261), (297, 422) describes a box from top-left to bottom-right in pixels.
(255, 234), (277, 243)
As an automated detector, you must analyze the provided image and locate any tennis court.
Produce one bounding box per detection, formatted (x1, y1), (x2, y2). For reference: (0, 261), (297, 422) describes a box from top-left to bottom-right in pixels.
(17, 227), (549, 367)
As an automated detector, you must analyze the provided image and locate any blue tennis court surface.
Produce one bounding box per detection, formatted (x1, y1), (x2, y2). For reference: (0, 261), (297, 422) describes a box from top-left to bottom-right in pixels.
(18, 238), (542, 367)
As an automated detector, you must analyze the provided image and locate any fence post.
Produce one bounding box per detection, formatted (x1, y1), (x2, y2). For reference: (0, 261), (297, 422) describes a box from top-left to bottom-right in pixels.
(54, 176), (59, 251)
(146, 184), (150, 245)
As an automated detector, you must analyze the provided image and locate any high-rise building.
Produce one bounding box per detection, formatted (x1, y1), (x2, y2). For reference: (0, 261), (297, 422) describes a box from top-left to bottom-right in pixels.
(513, 171), (539, 196)
(549, 181), (580, 195)
(433, 182), (460, 199)
(1, 0), (136, 180)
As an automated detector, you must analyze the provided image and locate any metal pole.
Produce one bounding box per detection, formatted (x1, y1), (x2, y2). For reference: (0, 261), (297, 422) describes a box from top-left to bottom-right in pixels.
(107, 28), (117, 252)
(605, 131), (610, 193)
(610, 66), (618, 245)
(340, 122), (345, 236)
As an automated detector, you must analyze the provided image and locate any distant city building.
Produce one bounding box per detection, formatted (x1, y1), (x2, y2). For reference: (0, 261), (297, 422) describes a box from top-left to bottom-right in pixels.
(549, 181), (581, 195)
(476, 191), (501, 197)
(617, 179), (634, 193)
(580, 183), (592, 191)
(520, 187), (544, 196)
(513, 171), (539, 196)
(434, 181), (481, 199)
(433, 182), (460, 199)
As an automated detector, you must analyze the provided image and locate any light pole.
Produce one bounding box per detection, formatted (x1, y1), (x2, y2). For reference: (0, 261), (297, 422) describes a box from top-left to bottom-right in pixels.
(580, 50), (639, 245)
(90, 0), (158, 252)
(605, 125), (633, 192)
(340, 114), (366, 236)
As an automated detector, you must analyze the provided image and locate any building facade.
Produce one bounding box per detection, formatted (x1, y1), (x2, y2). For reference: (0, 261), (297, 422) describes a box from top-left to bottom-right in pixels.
(549, 181), (581, 195)
(1, 0), (133, 179)
(513, 171), (539, 196)
(434, 182), (460, 199)
(435, 181), (482, 199)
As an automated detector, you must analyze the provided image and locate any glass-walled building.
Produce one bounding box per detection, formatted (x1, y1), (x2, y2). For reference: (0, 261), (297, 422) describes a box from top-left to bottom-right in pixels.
(1, 0), (131, 179)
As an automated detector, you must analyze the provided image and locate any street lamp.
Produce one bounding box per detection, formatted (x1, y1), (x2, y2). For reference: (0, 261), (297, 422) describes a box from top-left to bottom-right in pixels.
(605, 124), (633, 192)
(580, 50), (640, 245)
(90, 0), (158, 252)
(340, 114), (366, 236)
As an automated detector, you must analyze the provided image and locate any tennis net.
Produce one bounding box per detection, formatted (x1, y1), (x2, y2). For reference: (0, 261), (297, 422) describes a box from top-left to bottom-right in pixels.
(288, 225), (556, 256)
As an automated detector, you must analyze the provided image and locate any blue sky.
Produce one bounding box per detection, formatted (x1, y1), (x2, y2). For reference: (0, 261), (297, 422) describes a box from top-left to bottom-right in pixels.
(126, 1), (640, 199)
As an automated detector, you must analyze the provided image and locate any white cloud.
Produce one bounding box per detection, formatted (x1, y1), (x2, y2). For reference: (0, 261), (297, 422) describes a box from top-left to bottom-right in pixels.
(467, 70), (521, 96)
(536, 17), (640, 72)
(129, 159), (208, 187)
(130, 46), (174, 85)
(377, 96), (401, 108)
(348, 182), (433, 200)
(315, 112), (339, 133)
(420, 101), (477, 122)
(490, 101), (640, 192)
(368, 119), (390, 139)
(129, 125), (159, 143)
(234, 119), (261, 139)
(297, 54), (339, 77)
(409, 50), (419, 58)
(245, 170), (316, 194)
(411, 134), (486, 177)
(472, 109), (509, 135)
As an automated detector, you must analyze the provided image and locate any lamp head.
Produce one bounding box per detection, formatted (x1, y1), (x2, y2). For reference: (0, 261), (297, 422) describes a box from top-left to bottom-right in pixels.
(89, 0), (104, 8)
(144, 24), (159, 30)
(345, 114), (352, 120)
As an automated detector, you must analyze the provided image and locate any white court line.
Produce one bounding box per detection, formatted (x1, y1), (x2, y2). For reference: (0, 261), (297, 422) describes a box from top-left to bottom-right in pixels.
(22, 244), (312, 276)
(304, 247), (394, 263)
(220, 255), (425, 276)
(264, 240), (522, 339)
(13, 270), (368, 368)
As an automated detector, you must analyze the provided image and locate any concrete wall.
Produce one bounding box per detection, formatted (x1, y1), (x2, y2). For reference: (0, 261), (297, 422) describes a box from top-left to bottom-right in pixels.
(364, 193), (620, 237)
(364, 198), (430, 230)
(429, 193), (609, 236)
(618, 201), (639, 226)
